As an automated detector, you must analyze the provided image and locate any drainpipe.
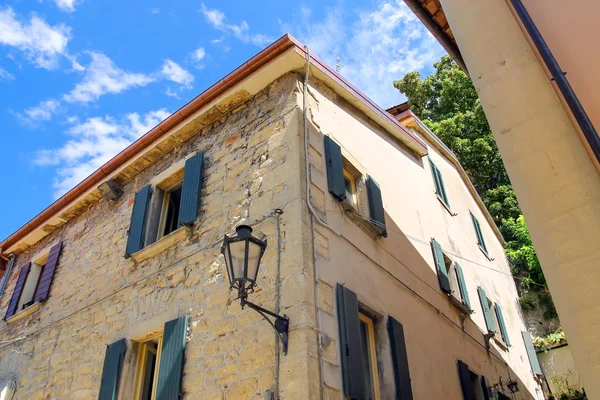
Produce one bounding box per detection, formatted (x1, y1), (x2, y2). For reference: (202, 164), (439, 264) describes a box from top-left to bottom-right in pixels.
(0, 254), (16, 297)
(509, 0), (600, 165)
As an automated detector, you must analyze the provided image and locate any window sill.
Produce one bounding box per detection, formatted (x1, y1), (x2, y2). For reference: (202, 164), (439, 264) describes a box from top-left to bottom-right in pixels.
(6, 302), (42, 323)
(345, 209), (384, 240)
(130, 226), (192, 262)
(493, 336), (510, 351)
(448, 294), (472, 315)
(436, 195), (455, 216)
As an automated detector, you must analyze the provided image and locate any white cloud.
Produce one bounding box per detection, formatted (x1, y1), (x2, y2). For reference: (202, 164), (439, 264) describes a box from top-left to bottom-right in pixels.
(64, 52), (154, 103)
(160, 59), (194, 89)
(200, 3), (273, 46)
(23, 99), (60, 121)
(151, 8), (161, 15)
(0, 7), (71, 69)
(53, 0), (82, 13)
(165, 87), (179, 98)
(0, 66), (14, 80)
(35, 109), (171, 198)
(284, 1), (446, 107)
(192, 47), (205, 61)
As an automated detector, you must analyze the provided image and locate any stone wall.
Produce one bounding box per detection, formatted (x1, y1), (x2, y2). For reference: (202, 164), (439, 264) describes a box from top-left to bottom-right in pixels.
(0, 72), (320, 400)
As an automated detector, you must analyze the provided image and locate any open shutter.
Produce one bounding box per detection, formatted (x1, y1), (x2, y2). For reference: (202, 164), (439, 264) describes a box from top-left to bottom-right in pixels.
(431, 239), (451, 294)
(477, 287), (495, 332)
(480, 376), (491, 400)
(34, 241), (63, 303)
(4, 263), (31, 320)
(522, 331), (543, 375)
(98, 338), (126, 400)
(156, 316), (189, 400)
(125, 185), (152, 257)
(494, 304), (510, 345)
(455, 263), (471, 310)
(336, 284), (365, 399)
(430, 160), (449, 207)
(178, 152), (204, 227)
(324, 136), (346, 202)
(458, 360), (476, 400)
(471, 213), (487, 253)
(367, 176), (387, 237)
(388, 317), (413, 400)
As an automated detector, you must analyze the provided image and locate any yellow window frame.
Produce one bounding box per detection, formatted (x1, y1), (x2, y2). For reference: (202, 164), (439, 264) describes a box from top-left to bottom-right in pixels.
(132, 333), (163, 400)
(344, 169), (358, 208)
(359, 313), (381, 400)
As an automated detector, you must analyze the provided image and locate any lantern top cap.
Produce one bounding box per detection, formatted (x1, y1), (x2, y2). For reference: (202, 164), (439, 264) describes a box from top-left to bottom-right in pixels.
(235, 225), (253, 238)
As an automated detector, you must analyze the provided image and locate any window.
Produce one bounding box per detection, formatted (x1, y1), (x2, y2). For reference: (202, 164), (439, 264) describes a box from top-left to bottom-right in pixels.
(458, 360), (490, 400)
(323, 136), (387, 237)
(359, 313), (380, 400)
(477, 287), (509, 348)
(133, 333), (164, 400)
(432, 243), (472, 312)
(4, 241), (63, 322)
(125, 152), (204, 257)
(429, 159), (450, 209)
(470, 212), (488, 255)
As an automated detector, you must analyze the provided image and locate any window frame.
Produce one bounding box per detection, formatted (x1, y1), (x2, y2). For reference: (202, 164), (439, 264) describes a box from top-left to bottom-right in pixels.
(156, 182), (183, 241)
(359, 313), (381, 400)
(133, 332), (164, 400)
(343, 168), (359, 210)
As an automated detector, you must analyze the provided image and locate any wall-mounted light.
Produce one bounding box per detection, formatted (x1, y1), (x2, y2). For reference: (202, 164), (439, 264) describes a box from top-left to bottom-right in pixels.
(489, 376), (519, 395)
(221, 225), (289, 354)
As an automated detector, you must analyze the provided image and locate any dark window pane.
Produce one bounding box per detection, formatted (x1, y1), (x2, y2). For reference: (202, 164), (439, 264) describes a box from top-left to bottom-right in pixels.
(164, 185), (182, 236)
(141, 345), (158, 400)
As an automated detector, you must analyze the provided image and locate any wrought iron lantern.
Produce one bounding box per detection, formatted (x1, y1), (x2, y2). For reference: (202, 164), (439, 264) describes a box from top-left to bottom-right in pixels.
(506, 379), (519, 393)
(221, 225), (289, 354)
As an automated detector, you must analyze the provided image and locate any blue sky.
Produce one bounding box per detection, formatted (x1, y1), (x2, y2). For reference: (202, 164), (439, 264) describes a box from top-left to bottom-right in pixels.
(0, 0), (445, 240)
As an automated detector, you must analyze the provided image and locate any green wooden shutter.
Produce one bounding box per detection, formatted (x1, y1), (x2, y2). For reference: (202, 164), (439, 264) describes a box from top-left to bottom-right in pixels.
(125, 185), (152, 257)
(480, 376), (491, 400)
(455, 263), (471, 310)
(156, 316), (189, 400)
(324, 136), (346, 202)
(367, 176), (387, 237)
(494, 304), (510, 345)
(457, 360), (476, 400)
(431, 239), (451, 294)
(336, 284), (365, 399)
(388, 317), (413, 400)
(522, 331), (543, 375)
(98, 338), (126, 400)
(470, 212), (488, 254)
(430, 160), (449, 207)
(4, 263), (31, 319)
(178, 152), (204, 227)
(477, 287), (496, 332)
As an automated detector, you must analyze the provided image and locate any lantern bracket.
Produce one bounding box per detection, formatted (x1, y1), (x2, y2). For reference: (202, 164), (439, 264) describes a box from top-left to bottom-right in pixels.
(241, 297), (289, 355)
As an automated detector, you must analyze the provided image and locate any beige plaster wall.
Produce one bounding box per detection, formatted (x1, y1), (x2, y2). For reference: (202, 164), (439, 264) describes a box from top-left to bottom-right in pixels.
(521, 0), (600, 146)
(303, 77), (542, 399)
(0, 73), (320, 400)
(437, 0), (600, 398)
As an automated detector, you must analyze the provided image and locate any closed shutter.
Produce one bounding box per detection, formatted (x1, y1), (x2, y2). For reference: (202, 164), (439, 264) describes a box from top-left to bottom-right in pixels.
(388, 317), (413, 400)
(458, 360), (476, 400)
(178, 152), (204, 227)
(336, 284), (365, 399)
(367, 176), (387, 237)
(4, 262), (31, 320)
(522, 331), (543, 375)
(34, 241), (63, 303)
(125, 185), (152, 257)
(98, 338), (126, 400)
(430, 160), (449, 207)
(494, 304), (510, 345)
(431, 239), (451, 294)
(156, 316), (189, 400)
(324, 136), (346, 202)
(477, 287), (495, 332)
(480, 376), (491, 400)
(455, 263), (471, 310)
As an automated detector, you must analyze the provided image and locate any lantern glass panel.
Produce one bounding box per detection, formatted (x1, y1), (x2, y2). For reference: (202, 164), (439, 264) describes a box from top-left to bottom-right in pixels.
(229, 240), (247, 283)
(247, 241), (262, 284)
(223, 244), (234, 286)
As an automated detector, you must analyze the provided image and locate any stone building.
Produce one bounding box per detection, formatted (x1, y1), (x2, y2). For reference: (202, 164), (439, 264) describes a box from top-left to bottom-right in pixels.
(0, 35), (543, 399)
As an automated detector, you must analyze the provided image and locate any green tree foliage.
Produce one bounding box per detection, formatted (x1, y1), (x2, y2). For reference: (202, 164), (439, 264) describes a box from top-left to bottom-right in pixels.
(394, 55), (545, 288)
